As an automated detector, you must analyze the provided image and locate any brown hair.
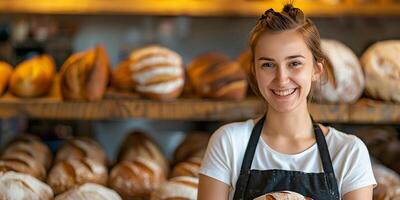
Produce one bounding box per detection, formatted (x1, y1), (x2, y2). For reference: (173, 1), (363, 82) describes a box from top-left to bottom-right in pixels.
(248, 4), (327, 101)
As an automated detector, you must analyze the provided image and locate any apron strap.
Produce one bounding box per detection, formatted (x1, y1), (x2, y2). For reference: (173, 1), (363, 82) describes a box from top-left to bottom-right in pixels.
(233, 115), (265, 200)
(312, 119), (340, 197)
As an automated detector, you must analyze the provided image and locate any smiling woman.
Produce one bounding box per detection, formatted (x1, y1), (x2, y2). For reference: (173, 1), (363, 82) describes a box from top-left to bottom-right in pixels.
(198, 3), (376, 200)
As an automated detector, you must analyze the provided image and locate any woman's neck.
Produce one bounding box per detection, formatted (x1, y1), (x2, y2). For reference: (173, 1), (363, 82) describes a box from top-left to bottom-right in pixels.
(263, 102), (313, 139)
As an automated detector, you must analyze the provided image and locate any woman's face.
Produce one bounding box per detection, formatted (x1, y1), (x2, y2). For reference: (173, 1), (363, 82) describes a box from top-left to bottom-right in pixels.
(254, 30), (322, 113)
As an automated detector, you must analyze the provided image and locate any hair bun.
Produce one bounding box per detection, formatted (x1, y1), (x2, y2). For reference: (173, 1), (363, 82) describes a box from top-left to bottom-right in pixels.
(283, 4), (305, 23)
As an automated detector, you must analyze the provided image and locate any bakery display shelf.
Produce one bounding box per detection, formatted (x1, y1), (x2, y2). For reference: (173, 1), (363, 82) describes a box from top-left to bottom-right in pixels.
(0, 91), (398, 122)
(1, 0), (400, 16)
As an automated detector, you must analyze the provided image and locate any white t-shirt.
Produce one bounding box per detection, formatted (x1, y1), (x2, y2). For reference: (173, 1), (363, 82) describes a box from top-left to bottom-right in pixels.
(199, 119), (377, 199)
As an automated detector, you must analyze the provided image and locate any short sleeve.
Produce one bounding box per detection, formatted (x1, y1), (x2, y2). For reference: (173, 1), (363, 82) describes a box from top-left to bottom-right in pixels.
(341, 138), (377, 196)
(199, 125), (233, 186)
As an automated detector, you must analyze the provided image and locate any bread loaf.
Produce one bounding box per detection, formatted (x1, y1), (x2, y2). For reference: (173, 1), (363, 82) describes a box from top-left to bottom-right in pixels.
(254, 191), (311, 200)
(360, 40), (400, 102)
(109, 157), (166, 199)
(0, 171), (53, 200)
(0, 150), (47, 181)
(118, 131), (169, 174)
(60, 45), (110, 101)
(173, 132), (209, 165)
(0, 61), (12, 96)
(150, 176), (198, 200)
(9, 55), (55, 98)
(373, 163), (400, 200)
(237, 49), (252, 77)
(4, 134), (52, 169)
(171, 157), (202, 178)
(47, 158), (108, 195)
(55, 137), (107, 165)
(111, 59), (136, 91)
(113, 45), (184, 100)
(55, 183), (122, 200)
(188, 52), (247, 100)
(312, 39), (365, 103)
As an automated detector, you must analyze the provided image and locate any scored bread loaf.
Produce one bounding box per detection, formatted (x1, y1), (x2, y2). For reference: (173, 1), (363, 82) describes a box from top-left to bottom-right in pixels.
(171, 157), (202, 178)
(173, 132), (210, 165)
(0, 171), (53, 200)
(3, 134), (52, 169)
(112, 45), (184, 100)
(150, 176), (198, 200)
(311, 39), (365, 103)
(55, 137), (107, 165)
(109, 157), (166, 199)
(118, 131), (169, 174)
(253, 191), (312, 200)
(373, 163), (400, 200)
(0, 61), (12, 96)
(360, 40), (400, 102)
(9, 55), (55, 98)
(0, 150), (47, 181)
(47, 158), (108, 195)
(54, 183), (122, 200)
(188, 52), (247, 100)
(60, 45), (110, 101)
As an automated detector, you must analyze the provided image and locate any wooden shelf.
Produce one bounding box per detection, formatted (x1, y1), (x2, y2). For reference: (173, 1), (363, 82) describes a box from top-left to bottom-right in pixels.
(0, 95), (399, 123)
(0, 0), (400, 16)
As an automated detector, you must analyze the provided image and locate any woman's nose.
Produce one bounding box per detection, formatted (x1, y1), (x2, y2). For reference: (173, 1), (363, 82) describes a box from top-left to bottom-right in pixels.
(275, 66), (290, 84)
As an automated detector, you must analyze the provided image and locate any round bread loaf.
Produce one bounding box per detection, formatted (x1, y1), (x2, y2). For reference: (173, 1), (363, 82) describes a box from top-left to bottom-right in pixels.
(60, 45), (110, 101)
(0, 61), (12, 96)
(47, 158), (108, 195)
(188, 52), (247, 100)
(373, 163), (400, 200)
(118, 131), (169, 174)
(114, 45), (184, 100)
(150, 176), (198, 200)
(55, 183), (122, 200)
(173, 132), (209, 165)
(109, 157), (166, 199)
(311, 39), (365, 103)
(9, 55), (55, 98)
(254, 191), (312, 200)
(0, 150), (47, 181)
(0, 171), (53, 200)
(55, 137), (107, 166)
(4, 134), (52, 169)
(171, 157), (202, 178)
(360, 40), (400, 102)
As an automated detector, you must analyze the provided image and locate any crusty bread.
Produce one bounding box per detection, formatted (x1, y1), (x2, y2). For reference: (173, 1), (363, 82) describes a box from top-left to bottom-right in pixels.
(9, 55), (55, 98)
(55, 183), (122, 200)
(60, 45), (110, 101)
(0, 171), (53, 200)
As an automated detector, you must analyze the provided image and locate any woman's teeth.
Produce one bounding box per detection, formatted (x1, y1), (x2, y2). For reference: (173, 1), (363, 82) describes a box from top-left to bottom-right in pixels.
(272, 88), (296, 96)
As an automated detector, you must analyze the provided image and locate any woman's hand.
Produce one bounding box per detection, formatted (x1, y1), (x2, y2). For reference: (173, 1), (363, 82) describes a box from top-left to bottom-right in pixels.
(342, 185), (374, 200)
(198, 174), (230, 200)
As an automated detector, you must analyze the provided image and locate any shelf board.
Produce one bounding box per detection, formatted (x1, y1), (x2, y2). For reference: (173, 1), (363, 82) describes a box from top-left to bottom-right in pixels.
(0, 0), (400, 16)
(0, 94), (399, 123)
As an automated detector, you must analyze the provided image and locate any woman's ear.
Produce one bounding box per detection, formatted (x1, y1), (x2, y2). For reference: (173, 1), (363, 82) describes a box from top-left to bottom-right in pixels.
(312, 62), (324, 82)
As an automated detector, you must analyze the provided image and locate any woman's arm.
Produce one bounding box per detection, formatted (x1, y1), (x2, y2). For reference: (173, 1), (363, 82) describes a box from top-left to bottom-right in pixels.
(198, 174), (230, 200)
(342, 185), (373, 200)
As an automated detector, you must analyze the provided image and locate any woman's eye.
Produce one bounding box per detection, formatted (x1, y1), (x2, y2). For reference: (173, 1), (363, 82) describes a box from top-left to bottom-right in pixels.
(262, 62), (274, 68)
(289, 61), (302, 67)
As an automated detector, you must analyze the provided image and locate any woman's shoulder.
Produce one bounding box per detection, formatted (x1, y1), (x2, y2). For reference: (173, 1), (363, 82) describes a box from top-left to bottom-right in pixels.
(210, 119), (255, 143)
(327, 127), (369, 155)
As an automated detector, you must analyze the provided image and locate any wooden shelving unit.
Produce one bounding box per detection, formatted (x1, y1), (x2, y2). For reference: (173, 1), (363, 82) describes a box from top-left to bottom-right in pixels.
(0, 0), (400, 16)
(0, 95), (399, 123)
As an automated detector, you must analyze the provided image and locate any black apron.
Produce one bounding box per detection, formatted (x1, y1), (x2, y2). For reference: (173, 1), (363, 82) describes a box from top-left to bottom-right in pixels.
(233, 116), (340, 200)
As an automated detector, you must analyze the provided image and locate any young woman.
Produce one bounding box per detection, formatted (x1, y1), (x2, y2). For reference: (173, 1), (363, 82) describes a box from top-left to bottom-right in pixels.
(198, 4), (376, 200)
